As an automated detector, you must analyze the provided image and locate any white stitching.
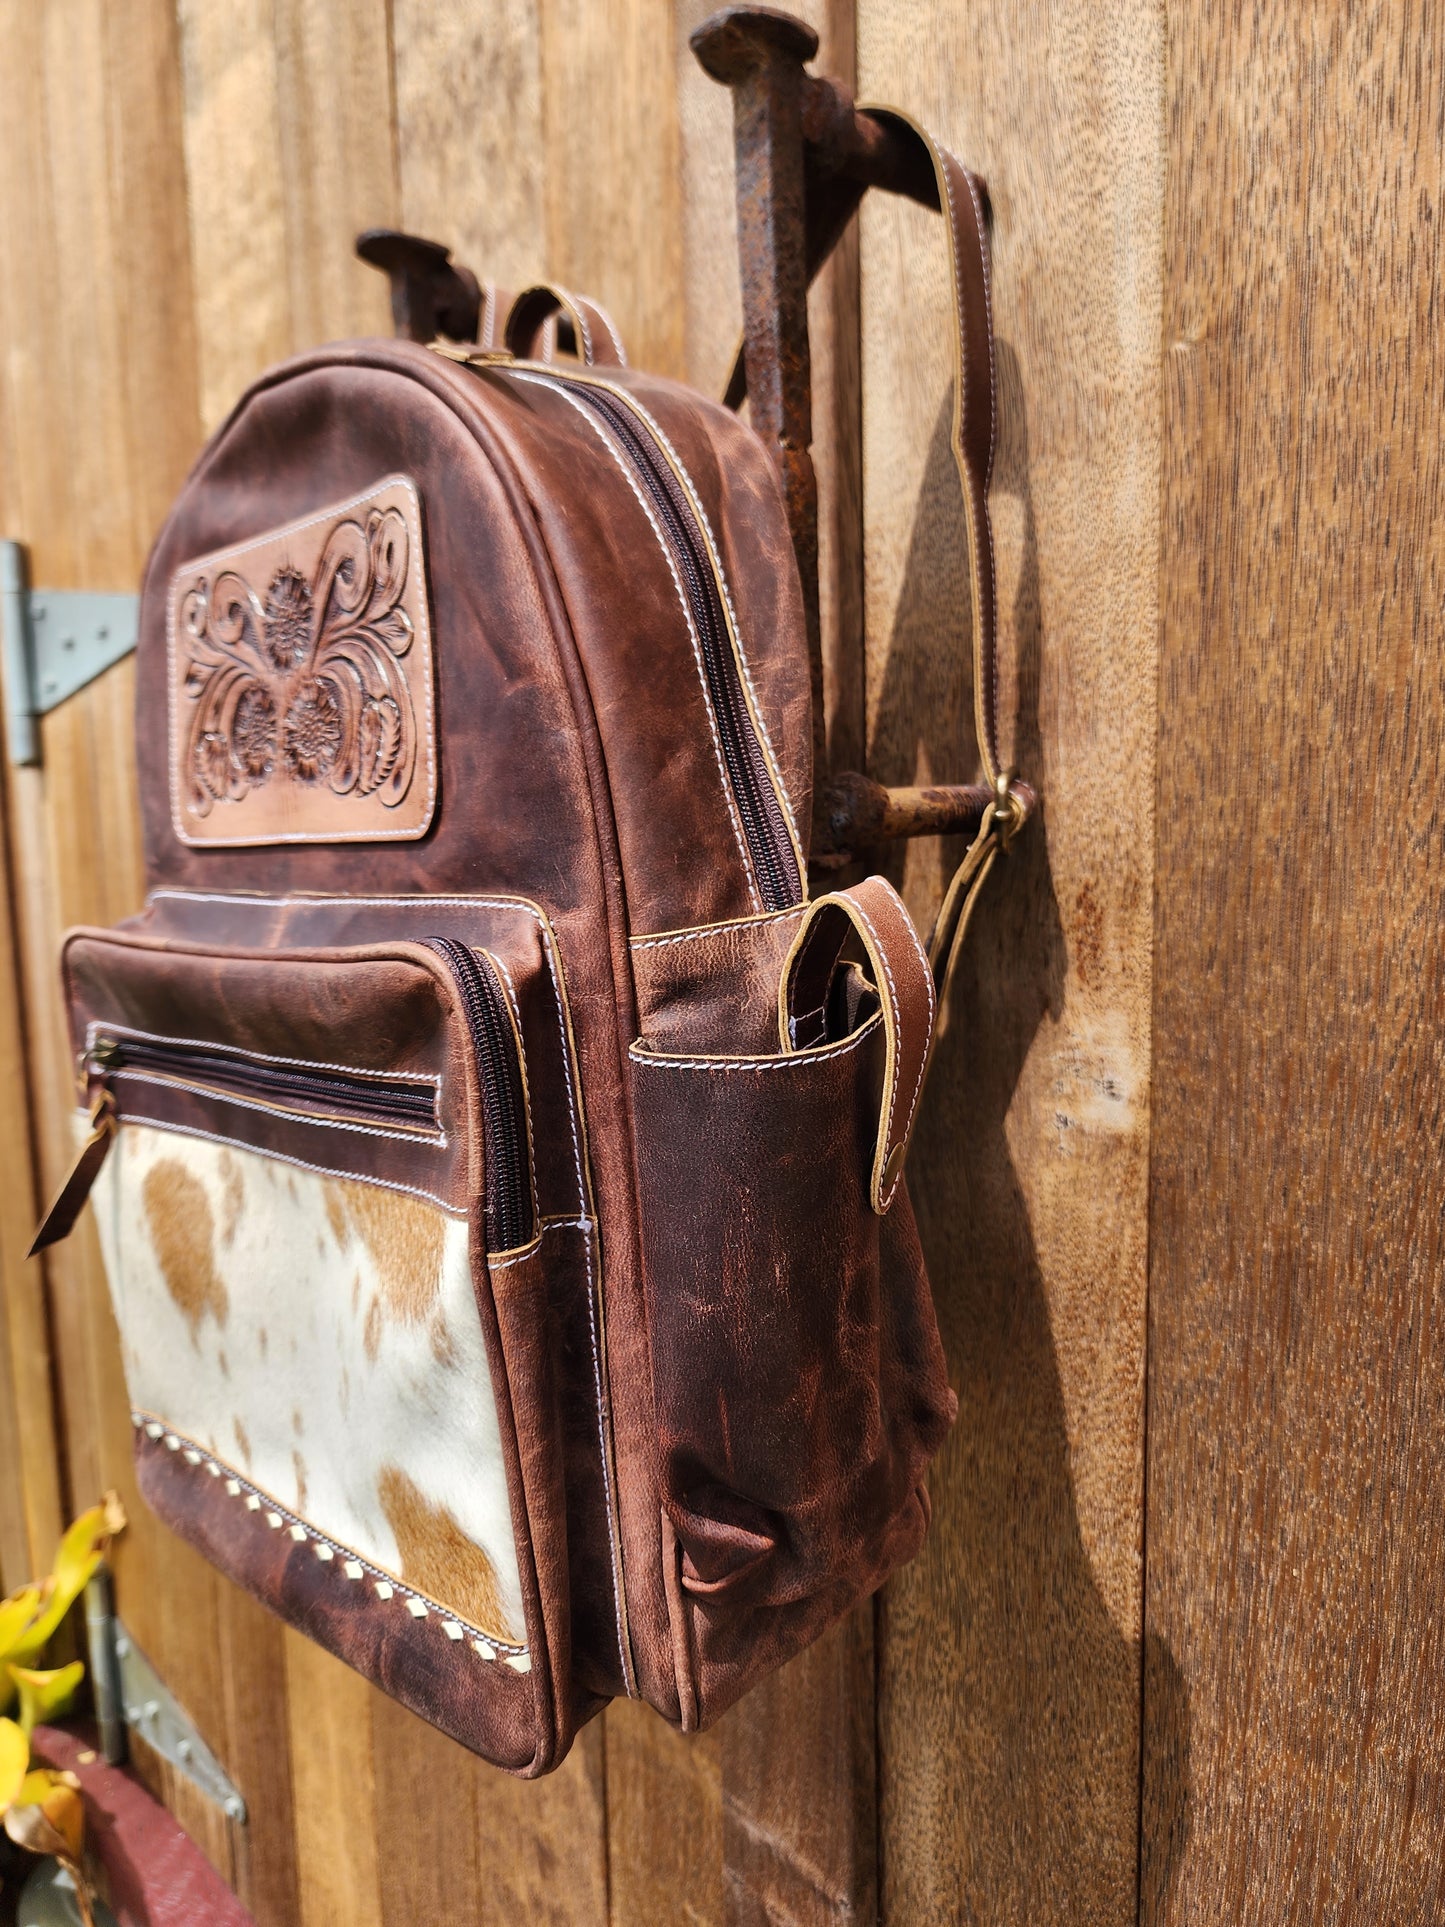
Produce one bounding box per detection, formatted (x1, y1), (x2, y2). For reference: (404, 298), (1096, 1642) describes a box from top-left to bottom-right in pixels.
(100, 1110), (467, 1216)
(129, 1411), (527, 1654)
(510, 372), (763, 913)
(630, 906), (805, 951)
(555, 286), (594, 364)
(108, 1070), (447, 1149)
(487, 1240), (543, 1270)
(167, 477), (438, 846)
(851, 894), (930, 1208)
(83, 1016), (439, 1087)
(583, 297), (628, 367)
(519, 919), (631, 1696)
(143, 891), (591, 1211)
(143, 889), (632, 1695)
(485, 948), (539, 1215)
(614, 397), (805, 863)
(629, 1014), (880, 1073)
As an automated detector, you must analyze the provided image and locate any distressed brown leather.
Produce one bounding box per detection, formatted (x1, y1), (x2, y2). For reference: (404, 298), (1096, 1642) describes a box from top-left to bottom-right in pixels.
(48, 113), (1007, 1772)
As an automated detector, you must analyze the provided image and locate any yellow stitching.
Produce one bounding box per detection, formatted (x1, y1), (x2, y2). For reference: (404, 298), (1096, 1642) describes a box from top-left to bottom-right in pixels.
(618, 396), (807, 870)
(512, 371), (763, 912)
(631, 904), (806, 949)
(629, 1012), (881, 1072)
(851, 890), (928, 1210)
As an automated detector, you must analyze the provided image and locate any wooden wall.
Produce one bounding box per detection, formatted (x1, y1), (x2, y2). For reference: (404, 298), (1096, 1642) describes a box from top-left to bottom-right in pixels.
(0, 0), (1438, 1921)
(1143, 4), (1445, 1921)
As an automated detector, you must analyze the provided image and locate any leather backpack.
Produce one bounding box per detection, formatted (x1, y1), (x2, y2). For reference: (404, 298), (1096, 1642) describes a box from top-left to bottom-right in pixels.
(34, 113), (1030, 1775)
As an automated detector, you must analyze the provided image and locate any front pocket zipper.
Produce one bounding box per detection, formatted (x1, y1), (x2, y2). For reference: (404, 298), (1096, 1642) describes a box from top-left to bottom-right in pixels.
(33, 942), (536, 1259)
(544, 374), (803, 915)
(86, 1034), (440, 1132)
(427, 940), (535, 1253)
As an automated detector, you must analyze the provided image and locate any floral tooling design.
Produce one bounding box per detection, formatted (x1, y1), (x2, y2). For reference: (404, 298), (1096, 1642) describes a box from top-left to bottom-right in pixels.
(180, 506), (419, 816)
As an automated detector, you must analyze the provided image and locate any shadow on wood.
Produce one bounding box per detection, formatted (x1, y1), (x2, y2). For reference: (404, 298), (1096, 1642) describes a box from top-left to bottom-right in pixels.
(869, 345), (1188, 1925)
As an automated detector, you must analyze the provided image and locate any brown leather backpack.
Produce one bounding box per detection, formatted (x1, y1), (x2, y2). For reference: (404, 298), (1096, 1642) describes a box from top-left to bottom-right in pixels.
(34, 116), (1028, 1775)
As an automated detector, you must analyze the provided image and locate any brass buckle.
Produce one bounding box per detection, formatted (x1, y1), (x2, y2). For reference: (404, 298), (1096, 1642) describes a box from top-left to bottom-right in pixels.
(991, 769), (1027, 849)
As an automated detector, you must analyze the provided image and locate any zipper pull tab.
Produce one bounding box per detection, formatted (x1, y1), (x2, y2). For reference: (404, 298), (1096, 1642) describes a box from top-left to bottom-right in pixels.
(29, 1086), (116, 1256)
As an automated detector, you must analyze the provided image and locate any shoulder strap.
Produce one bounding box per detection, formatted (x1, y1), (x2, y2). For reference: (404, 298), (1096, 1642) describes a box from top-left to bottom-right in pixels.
(853, 110), (1033, 1008)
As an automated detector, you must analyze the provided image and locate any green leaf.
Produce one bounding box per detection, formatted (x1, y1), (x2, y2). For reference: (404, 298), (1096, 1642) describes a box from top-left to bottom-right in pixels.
(9, 1661), (84, 1736)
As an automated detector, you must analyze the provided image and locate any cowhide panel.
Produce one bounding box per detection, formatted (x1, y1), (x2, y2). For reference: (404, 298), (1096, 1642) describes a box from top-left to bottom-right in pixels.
(91, 1120), (524, 1646)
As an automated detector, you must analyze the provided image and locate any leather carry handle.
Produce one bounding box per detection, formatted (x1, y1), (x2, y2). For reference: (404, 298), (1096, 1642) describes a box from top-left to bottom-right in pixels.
(780, 875), (936, 1215)
(503, 282), (629, 367)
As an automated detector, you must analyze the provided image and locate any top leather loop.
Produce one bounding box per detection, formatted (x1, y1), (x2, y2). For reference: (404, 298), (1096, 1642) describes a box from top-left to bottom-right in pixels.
(503, 283), (629, 368)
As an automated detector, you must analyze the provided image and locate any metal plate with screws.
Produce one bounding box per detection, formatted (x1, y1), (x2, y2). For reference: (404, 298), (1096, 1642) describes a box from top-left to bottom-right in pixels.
(0, 540), (139, 767)
(85, 1588), (247, 1825)
(113, 1623), (247, 1822)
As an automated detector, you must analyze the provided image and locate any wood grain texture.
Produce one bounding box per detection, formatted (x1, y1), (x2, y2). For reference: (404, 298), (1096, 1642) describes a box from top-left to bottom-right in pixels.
(673, 7), (875, 1920)
(858, 4), (1163, 1921)
(1144, 5), (1445, 1922)
(391, 0), (548, 298)
(540, 0), (685, 379)
(606, 1698), (722, 1927)
(284, 1631), (384, 1927)
(0, 2), (1174, 1922)
(0, 6), (61, 1569)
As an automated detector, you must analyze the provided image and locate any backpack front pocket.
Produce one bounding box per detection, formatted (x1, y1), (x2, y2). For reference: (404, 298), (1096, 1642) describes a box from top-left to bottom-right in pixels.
(57, 924), (582, 1770)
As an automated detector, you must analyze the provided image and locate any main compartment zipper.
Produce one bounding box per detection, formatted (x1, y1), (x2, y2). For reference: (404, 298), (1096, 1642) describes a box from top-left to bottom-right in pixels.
(541, 374), (803, 913)
(427, 940), (534, 1253)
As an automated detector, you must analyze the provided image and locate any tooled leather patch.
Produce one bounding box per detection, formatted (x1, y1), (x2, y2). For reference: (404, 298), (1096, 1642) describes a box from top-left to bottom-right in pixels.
(168, 477), (436, 845)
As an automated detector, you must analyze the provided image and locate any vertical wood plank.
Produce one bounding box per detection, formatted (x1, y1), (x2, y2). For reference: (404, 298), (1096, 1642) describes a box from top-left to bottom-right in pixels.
(0, 767), (56, 1589)
(0, 16), (63, 1574)
(539, 0), (686, 379)
(391, 0), (548, 296)
(1144, 4), (1445, 1920)
(284, 1632), (384, 1927)
(176, 0), (294, 432)
(474, 1721), (608, 1925)
(672, 9), (876, 1920)
(606, 1700), (722, 1927)
(274, 0), (399, 346)
(859, 4), (1163, 1921)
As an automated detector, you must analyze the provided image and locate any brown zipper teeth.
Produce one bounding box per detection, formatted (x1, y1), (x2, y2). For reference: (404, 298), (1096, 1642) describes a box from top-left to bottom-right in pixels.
(424, 941), (533, 1251)
(551, 378), (801, 912)
(94, 1037), (437, 1130)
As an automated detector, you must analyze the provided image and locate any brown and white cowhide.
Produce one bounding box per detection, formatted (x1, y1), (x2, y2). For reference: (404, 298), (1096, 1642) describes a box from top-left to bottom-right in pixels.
(91, 1121), (523, 1645)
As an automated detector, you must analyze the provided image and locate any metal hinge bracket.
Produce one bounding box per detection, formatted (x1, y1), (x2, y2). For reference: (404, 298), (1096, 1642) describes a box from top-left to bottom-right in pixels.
(0, 541), (139, 767)
(84, 1574), (247, 1823)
